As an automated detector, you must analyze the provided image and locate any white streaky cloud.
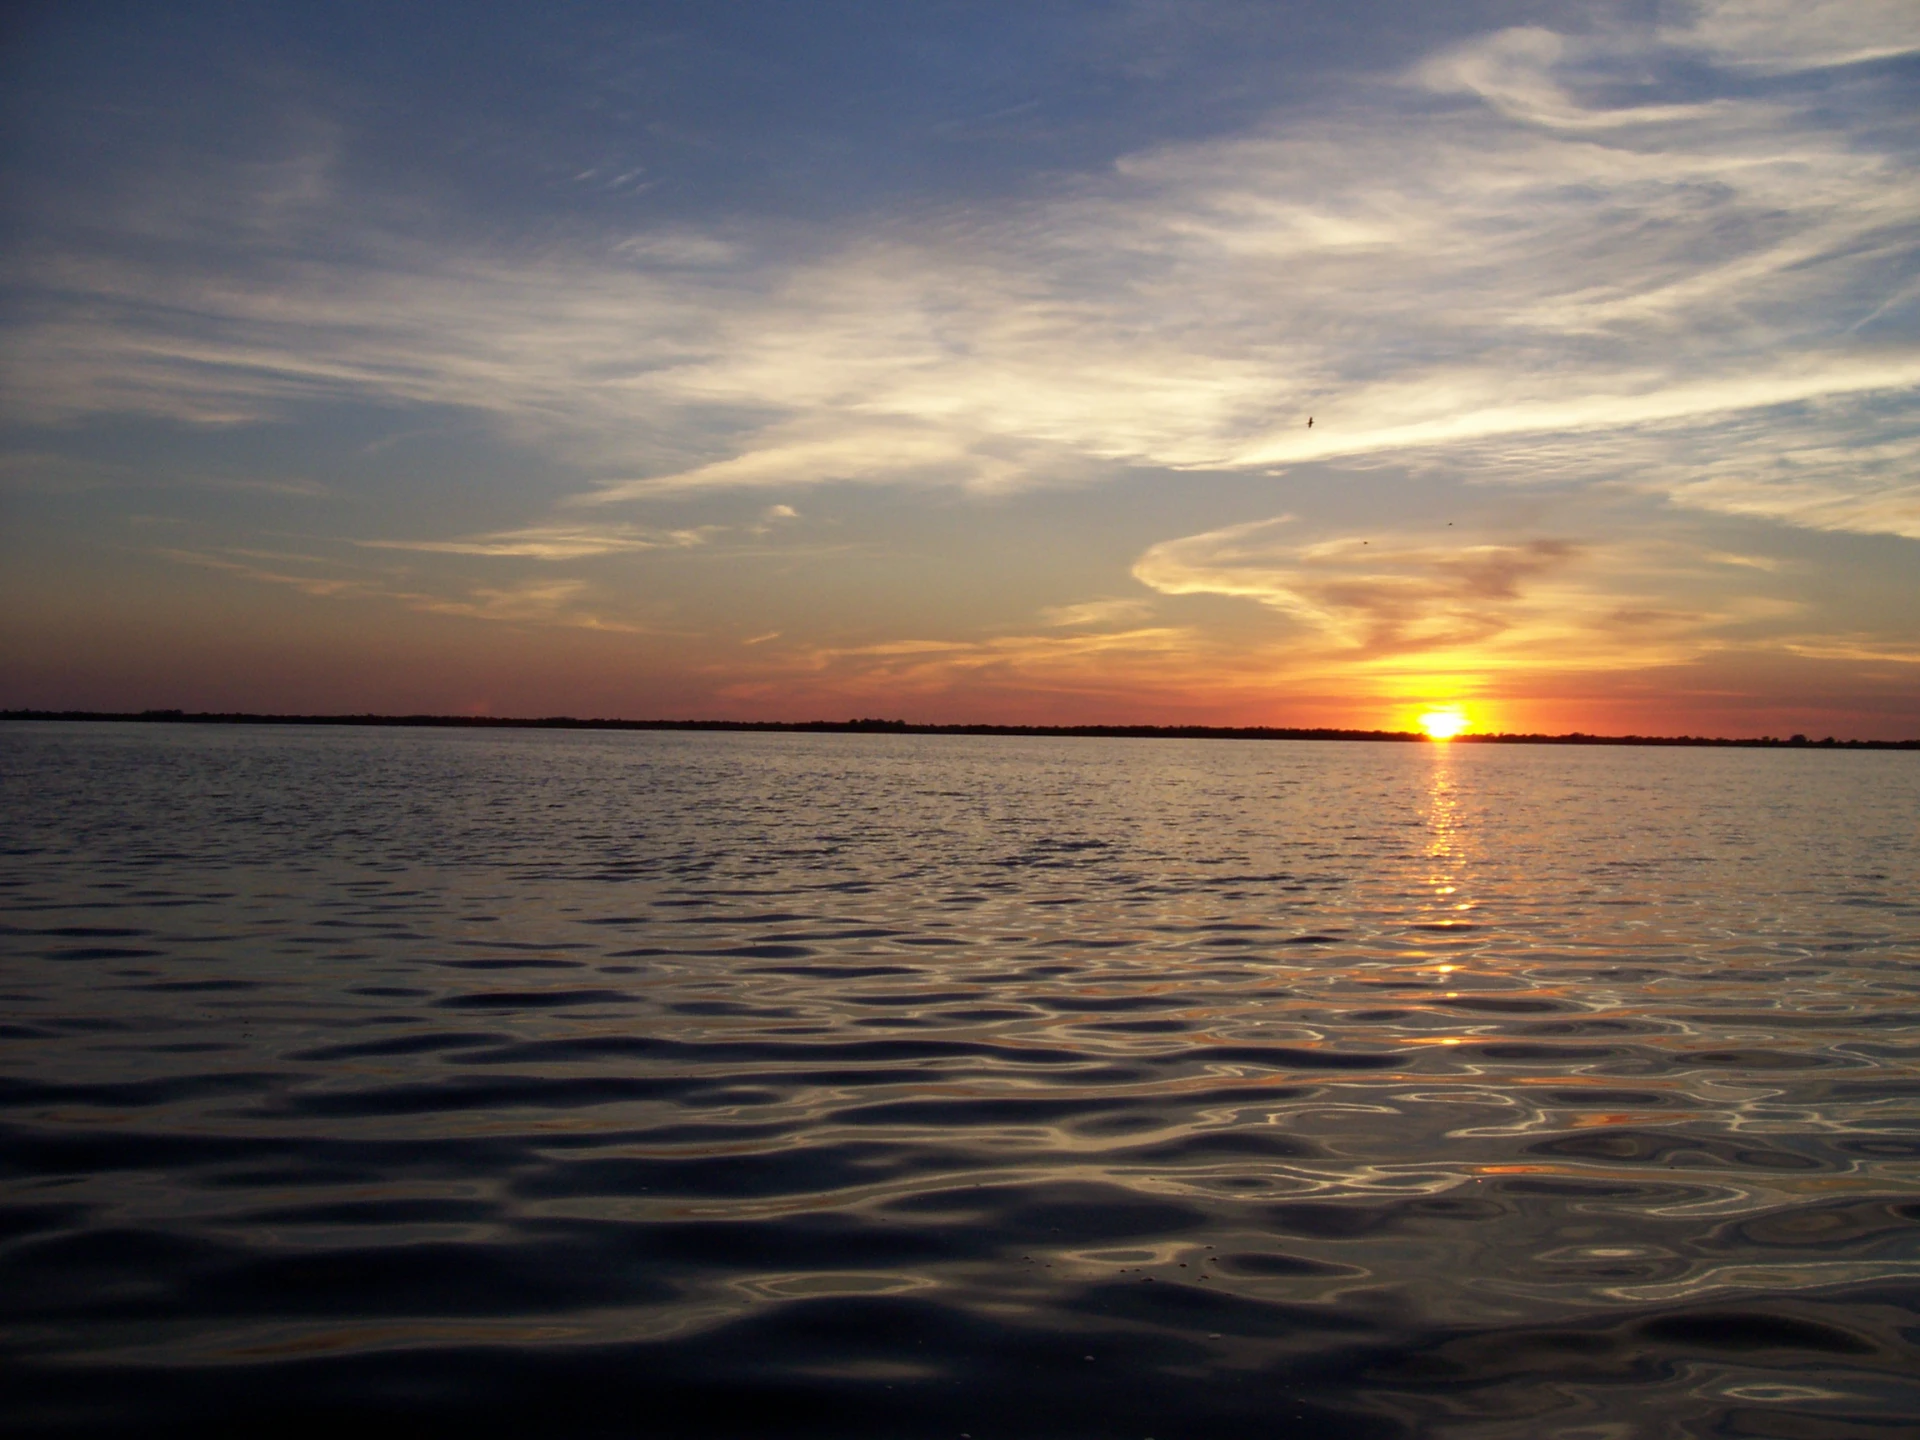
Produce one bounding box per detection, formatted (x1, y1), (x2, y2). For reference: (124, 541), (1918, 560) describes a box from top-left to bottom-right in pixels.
(1664, 474), (1920, 538)
(356, 523), (720, 559)
(157, 548), (373, 602)
(747, 503), (802, 536)
(1220, 359), (1920, 473)
(763, 626), (1210, 701)
(1778, 636), (1920, 664)
(1131, 517), (1803, 674)
(1038, 598), (1157, 628)
(576, 419), (1053, 501)
(421, 580), (647, 629)
(156, 547), (654, 631)
(192, 475), (336, 499)
(608, 232), (745, 268)
(1134, 518), (1588, 653)
(1671, 0), (1920, 72)
(1, 249), (725, 448)
(816, 628), (1198, 669)
(1415, 26), (1727, 130)
(3, 9), (1916, 537)
(1421, 396), (1920, 539)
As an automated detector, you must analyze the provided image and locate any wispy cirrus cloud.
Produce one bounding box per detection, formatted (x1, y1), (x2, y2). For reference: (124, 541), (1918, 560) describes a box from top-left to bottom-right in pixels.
(1135, 519), (1583, 656)
(713, 624), (1210, 711)
(3, 2), (1915, 543)
(157, 547), (653, 631)
(1671, 0), (1920, 71)
(1038, 597), (1157, 628)
(1777, 635), (1920, 664)
(1132, 515), (1803, 678)
(357, 523), (719, 559)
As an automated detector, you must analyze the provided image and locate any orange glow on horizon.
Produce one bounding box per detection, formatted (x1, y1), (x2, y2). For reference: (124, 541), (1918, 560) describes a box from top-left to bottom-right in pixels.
(1418, 707), (1469, 740)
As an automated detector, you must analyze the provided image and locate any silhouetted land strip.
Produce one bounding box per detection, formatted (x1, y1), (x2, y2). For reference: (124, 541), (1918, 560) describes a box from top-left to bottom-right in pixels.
(6, 711), (1915, 749)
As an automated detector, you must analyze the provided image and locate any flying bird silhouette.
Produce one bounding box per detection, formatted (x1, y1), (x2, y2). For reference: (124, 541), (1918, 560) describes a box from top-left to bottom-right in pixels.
(1307, 416), (1314, 428)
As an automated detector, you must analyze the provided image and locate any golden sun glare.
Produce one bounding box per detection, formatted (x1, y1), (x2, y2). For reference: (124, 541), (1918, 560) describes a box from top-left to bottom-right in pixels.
(1418, 707), (1468, 741)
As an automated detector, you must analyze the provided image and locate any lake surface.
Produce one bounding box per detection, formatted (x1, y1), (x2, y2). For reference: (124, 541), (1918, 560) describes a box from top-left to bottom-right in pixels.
(2, 722), (1917, 1439)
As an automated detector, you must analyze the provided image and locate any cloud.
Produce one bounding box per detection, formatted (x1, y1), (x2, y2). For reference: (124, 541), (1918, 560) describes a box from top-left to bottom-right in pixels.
(420, 579), (642, 628)
(1777, 635), (1920, 664)
(1135, 517), (1586, 655)
(745, 502), (802, 536)
(1131, 515), (1803, 678)
(608, 233), (746, 267)
(4, 2), (1916, 541)
(357, 523), (719, 559)
(1415, 26), (1722, 130)
(191, 475), (336, 499)
(1412, 395), (1920, 539)
(575, 419), (1048, 500)
(756, 625), (1209, 705)
(1038, 597), (1157, 627)
(157, 547), (651, 630)
(1670, 0), (1920, 72)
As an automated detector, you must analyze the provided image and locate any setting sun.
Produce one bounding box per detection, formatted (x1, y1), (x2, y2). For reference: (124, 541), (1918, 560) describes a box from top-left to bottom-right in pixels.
(1418, 707), (1468, 740)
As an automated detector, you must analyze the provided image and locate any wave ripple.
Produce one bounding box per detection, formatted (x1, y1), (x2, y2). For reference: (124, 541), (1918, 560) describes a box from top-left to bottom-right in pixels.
(3, 724), (1917, 1438)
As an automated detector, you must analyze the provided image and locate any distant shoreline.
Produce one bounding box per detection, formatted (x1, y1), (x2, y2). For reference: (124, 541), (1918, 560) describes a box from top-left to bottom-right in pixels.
(4, 710), (1915, 750)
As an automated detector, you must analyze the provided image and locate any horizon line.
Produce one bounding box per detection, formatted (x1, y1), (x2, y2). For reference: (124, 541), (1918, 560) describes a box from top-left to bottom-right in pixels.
(5, 710), (1916, 751)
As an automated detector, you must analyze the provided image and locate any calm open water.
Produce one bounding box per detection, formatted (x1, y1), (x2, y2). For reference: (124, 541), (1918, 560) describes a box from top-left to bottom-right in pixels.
(2, 722), (1917, 1439)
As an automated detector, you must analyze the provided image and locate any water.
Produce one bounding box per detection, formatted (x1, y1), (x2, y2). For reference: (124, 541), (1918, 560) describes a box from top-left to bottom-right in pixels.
(2, 722), (1917, 1439)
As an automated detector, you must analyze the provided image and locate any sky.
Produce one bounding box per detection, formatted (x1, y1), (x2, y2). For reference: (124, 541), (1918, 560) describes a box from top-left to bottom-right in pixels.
(2, 0), (1917, 737)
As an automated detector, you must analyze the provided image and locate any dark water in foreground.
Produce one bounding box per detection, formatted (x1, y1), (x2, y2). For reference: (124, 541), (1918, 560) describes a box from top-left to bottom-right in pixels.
(2, 723), (1917, 1440)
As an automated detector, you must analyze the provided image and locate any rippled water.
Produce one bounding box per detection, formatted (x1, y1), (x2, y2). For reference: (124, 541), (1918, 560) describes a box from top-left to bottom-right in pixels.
(2, 722), (1917, 1438)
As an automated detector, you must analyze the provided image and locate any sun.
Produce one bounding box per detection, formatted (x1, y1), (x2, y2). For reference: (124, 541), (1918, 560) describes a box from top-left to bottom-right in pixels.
(1418, 707), (1468, 741)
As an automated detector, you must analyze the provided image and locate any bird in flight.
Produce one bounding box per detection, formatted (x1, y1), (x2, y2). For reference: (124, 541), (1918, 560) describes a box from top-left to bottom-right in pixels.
(1307, 416), (1314, 428)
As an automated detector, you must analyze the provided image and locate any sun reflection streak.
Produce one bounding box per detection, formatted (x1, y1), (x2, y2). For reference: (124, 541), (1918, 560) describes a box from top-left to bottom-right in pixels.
(1424, 742), (1462, 866)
